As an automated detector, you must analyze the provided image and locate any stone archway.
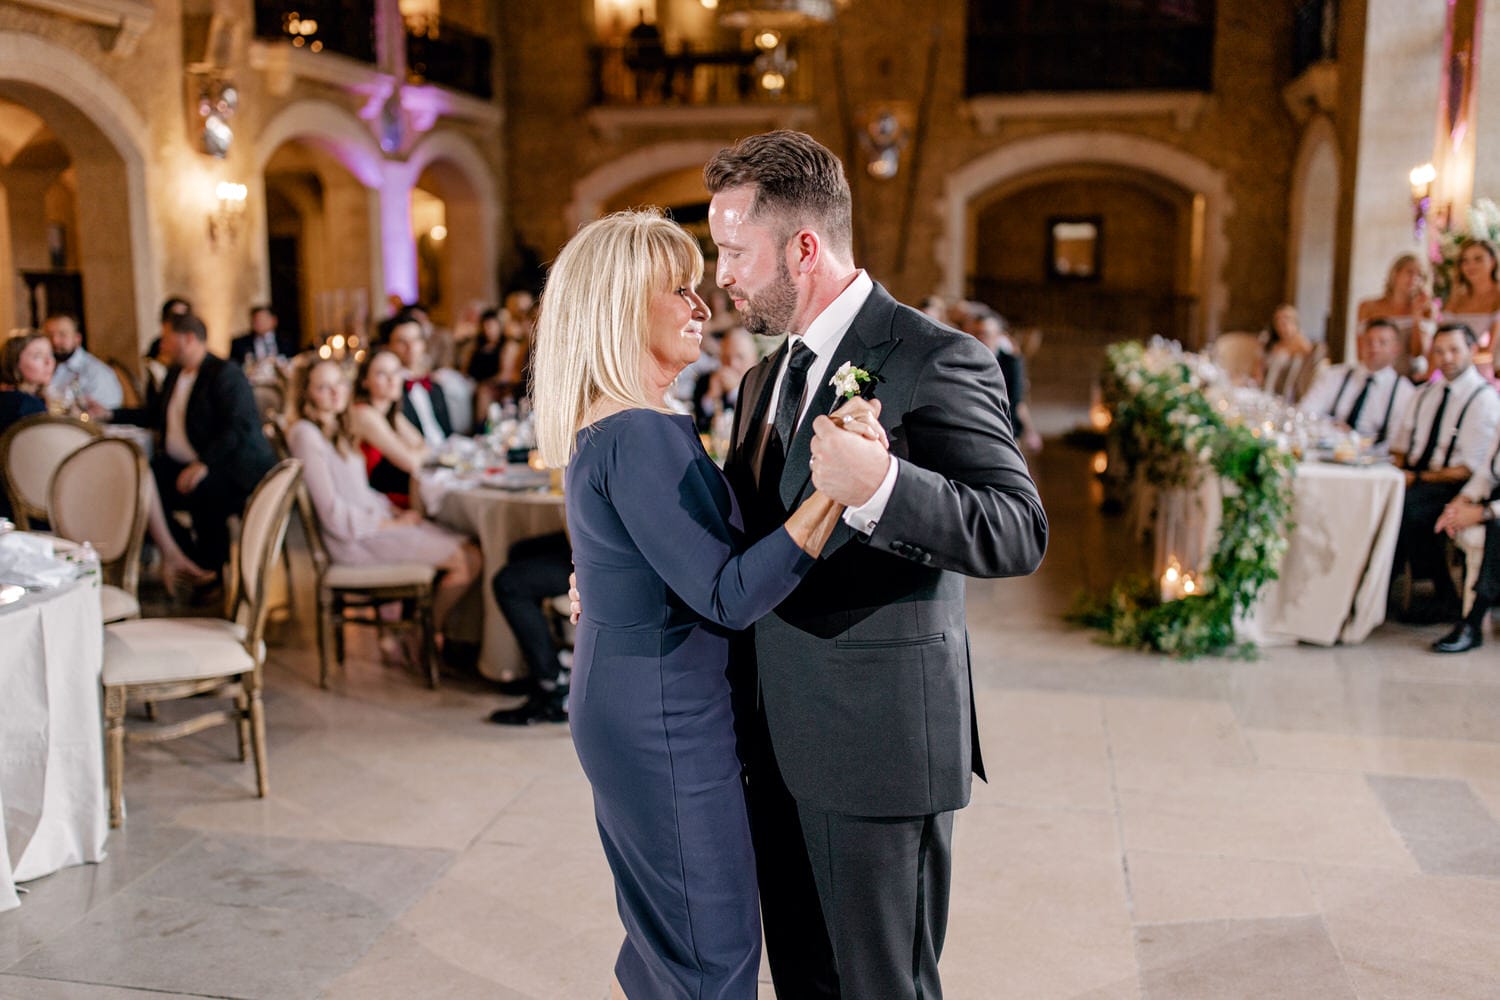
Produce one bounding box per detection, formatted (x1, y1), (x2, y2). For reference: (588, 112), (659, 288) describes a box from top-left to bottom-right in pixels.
(0, 32), (156, 363)
(939, 131), (1234, 340)
(406, 130), (501, 319)
(567, 140), (728, 229)
(1287, 116), (1340, 349)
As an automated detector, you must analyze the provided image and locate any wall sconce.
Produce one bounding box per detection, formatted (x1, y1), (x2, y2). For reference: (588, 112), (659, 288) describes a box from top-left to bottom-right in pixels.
(209, 181), (248, 247)
(196, 76), (238, 158)
(861, 109), (908, 179)
(1410, 162), (1436, 241)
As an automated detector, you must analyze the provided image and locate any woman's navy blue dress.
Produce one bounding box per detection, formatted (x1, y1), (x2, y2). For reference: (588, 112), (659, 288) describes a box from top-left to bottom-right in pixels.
(566, 409), (813, 999)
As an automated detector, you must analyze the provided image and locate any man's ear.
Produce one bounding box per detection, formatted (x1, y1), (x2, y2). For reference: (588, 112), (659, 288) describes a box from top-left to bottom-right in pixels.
(788, 229), (820, 275)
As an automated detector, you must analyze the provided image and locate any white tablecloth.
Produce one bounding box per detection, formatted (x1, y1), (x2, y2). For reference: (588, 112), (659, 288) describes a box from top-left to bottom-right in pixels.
(1157, 462), (1405, 647)
(424, 480), (567, 682)
(0, 576), (108, 912)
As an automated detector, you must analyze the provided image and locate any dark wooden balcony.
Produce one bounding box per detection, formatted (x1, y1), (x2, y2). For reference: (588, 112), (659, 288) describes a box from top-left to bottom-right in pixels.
(407, 19), (495, 100)
(589, 41), (811, 107)
(252, 1), (377, 65)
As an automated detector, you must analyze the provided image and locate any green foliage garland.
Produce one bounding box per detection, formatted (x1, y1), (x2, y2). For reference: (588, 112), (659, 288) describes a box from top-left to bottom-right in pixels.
(1071, 342), (1297, 657)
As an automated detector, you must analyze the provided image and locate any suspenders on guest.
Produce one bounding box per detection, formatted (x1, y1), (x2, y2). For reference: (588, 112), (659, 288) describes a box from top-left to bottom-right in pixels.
(1330, 368), (1400, 444)
(1405, 381), (1491, 471)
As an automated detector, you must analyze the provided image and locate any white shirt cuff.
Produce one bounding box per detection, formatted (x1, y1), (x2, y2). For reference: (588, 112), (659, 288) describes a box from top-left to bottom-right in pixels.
(841, 455), (898, 535)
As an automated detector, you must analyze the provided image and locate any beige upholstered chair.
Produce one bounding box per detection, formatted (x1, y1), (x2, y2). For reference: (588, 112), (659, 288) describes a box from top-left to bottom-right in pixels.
(106, 359), (142, 408)
(0, 414), (101, 528)
(49, 437), (150, 624)
(101, 459), (302, 828)
(1210, 332), (1264, 385)
(261, 419), (439, 689)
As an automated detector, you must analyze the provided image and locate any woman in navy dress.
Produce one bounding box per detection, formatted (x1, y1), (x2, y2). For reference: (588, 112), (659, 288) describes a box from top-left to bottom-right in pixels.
(531, 211), (879, 998)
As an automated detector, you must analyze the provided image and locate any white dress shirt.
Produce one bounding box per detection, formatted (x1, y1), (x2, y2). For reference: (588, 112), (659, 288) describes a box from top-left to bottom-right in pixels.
(1298, 364), (1413, 443)
(1460, 425), (1500, 518)
(164, 370), (199, 464)
(1390, 365), (1500, 472)
(50, 348), (122, 410)
(756, 270), (896, 534)
(406, 382), (447, 449)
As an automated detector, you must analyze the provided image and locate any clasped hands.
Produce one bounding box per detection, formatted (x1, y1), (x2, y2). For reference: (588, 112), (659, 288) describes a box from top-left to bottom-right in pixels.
(809, 397), (890, 509)
(1434, 496), (1487, 537)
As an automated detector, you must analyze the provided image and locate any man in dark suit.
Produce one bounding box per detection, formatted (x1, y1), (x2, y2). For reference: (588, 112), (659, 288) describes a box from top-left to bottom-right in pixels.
(386, 313), (453, 446)
(119, 313), (276, 572)
(228, 305), (298, 365)
(707, 131), (1048, 998)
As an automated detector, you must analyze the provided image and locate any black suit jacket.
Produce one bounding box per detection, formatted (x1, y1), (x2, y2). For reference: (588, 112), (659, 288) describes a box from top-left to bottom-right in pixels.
(725, 282), (1047, 818)
(229, 329), (299, 364)
(401, 381), (454, 440)
(121, 354), (276, 495)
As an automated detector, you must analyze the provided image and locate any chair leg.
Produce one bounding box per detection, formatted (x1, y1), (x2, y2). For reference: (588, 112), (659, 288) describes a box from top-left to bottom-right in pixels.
(317, 588), (335, 689)
(104, 685), (126, 829)
(143, 701), (157, 721)
(247, 680), (269, 798)
(333, 597), (347, 665)
(235, 690), (250, 762)
(421, 591), (439, 690)
(281, 546), (296, 616)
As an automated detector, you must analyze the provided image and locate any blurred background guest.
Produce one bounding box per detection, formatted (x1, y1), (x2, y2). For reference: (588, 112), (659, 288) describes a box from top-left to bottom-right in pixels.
(350, 346), (430, 508)
(0, 330), (52, 433)
(143, 296), (191, 410)
(465, 306), (506, 385)
(1299, 319), (1415, 447)
(1358, 253), (1434, 375)
(45, 312), (121, 411)
(487, 531), (573, 726)
(1442, 237), (1500, 379)
(1261, 303), (1323, 402)
(427, 326), (474, 436)
(287, 359), (480, 641)
(229, 305), (297, 365)
(385, 312), (452, 446)
(694, 326), (756, 432)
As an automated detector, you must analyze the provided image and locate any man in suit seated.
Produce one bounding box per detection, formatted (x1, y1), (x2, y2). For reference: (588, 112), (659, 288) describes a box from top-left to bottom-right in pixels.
(228, 305), (298, 366)
(386, 312), (452, 447)
(694, 326), (757, 432)
(487, 531), (573, 725)
(1299, 319), (1415, 449)
(116, 313), (276, 574)
(1389, 323), (1500, 619)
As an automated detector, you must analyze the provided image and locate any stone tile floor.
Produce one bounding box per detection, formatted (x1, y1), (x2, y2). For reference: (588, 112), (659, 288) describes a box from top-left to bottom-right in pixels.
(3, 429), (1499, 999)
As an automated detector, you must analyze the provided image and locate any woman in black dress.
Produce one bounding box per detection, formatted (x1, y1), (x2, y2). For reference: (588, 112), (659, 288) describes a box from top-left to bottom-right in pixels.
(531, 210), (879, 999)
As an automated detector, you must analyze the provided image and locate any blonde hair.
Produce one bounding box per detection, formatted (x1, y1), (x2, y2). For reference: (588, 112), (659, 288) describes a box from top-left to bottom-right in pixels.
(531, 210), (704, 466)
(1384, 253), (1428, 298)
(290, 358), (358, 457)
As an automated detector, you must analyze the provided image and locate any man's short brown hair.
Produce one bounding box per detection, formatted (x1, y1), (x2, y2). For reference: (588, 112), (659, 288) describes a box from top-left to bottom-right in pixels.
(170, 313), (208, 341)
(704, 130), (853, 255)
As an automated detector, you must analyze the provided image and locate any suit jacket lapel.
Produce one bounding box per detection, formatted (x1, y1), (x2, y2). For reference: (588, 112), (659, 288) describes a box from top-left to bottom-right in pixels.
(734, 342), (785, 473)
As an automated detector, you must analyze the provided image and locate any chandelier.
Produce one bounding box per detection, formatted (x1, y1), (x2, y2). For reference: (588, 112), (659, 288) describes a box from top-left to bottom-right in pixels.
(717, 0), (840, 29)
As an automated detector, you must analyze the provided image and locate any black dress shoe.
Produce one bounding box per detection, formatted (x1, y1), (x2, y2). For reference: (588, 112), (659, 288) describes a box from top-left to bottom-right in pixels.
(492, 676), (535, 696)
(1432, 623), (1484, 653)
(487, 693), (568, 726)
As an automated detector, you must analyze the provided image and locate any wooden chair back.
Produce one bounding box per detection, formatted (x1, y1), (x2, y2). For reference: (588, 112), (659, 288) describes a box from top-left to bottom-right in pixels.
(0, 413), (102, 528)
(49, 437), (150, 596)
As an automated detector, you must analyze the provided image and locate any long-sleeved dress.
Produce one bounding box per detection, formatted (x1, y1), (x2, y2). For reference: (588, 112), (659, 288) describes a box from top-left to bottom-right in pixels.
(286, 419), (465, 566)
(566, 409), (814, 1000)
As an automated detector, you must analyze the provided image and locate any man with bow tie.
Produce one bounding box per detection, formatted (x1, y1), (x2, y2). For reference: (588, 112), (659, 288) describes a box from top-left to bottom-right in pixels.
(1299, 319), (1415, 448)
(386, 312), (452, 447)
(1389, 323), (1500, 619)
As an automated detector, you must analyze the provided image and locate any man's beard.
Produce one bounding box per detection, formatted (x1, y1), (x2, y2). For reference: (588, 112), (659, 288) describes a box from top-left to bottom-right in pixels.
(739, 259), (798, 336)
(53, 350), (75, 364)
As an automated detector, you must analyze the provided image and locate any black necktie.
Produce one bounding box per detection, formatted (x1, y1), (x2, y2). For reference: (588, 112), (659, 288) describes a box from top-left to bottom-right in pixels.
(1411, 386), (1450, 472)
(759, 340), (814, 499)
(1344, 375), (1373, 430)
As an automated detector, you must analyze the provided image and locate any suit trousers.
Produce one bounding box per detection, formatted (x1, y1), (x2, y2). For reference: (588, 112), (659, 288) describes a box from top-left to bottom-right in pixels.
(490, 531), (572, 687)
(152, 453), (248, 571)
(1473, 519), (1500, 608)
(1397, 479), (1465, 599)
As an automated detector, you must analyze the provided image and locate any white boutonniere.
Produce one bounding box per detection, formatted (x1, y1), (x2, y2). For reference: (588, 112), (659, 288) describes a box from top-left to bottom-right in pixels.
(829, 361), (879, 400)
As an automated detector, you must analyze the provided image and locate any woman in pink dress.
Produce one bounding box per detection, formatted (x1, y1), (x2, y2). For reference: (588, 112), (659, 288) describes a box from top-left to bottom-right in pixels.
(287, 359), (481, 634)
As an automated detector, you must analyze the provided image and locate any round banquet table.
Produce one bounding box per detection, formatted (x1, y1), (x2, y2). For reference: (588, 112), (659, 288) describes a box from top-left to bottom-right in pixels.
(0, 573), (108, 912)
(423, 478), (567, 682)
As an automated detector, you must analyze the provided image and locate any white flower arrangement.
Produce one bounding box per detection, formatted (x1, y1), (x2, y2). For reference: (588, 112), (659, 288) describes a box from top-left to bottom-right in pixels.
(829, 361), (876, 400)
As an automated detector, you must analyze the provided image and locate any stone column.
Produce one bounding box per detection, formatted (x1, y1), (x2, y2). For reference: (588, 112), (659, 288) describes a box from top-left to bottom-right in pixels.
(377, 160), (418, 309)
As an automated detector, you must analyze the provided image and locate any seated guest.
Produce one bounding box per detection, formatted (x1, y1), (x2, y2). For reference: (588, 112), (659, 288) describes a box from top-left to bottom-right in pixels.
(427, 326), (475, 436)
(385, 312), (452, 447)
(465, 307), (505, 385)
(694, 326), (757, 432)
(1299, 319), (1416, 447)
(229, 305), (297, 365)
(1390, 324), (1500, 617)
(1261, 304), (1322, 402)
(1357, 254), (1435, 375)
(1431, 427), (1500, 653)
(1442, 238), (1500, 353)
(487, 531), (573, 726)
(350, 347), (430, 507)
(144, 296), (192, 411)
(115, 313), (276, 574)
(0, 331), (52, 433)
(287, 359), (480, 639)
(46, 313), (122, 411)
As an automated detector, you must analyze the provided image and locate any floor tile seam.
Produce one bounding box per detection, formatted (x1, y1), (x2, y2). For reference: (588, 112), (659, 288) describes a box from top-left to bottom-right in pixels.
(1098, 699), (1149, 1000)
(167, 825), (464, 860)
(0, 829), (209, 975)
(84, 888), (406, 924)
(1315, 910), (1364, 1000)
(1130, 908), (1328, 932)
(964, 799), (1115, 816)
(467, 773), (546, 850)
(0, 970), (237, 999)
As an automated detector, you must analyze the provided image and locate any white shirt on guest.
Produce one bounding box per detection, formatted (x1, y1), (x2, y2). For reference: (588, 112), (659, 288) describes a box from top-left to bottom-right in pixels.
(50, 347), (123, 410)
(1460, 424), (1500, 519)
(757, 270), (896, 535)
(1298, 364), (1414, 443)
(1390, 365), (1500, 471)
(165, 370), (199, 464)
(406, 381), (447, 449)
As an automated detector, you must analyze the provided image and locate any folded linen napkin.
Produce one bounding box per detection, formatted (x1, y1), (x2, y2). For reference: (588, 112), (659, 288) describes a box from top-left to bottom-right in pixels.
(0, 533), (76, 589)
